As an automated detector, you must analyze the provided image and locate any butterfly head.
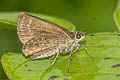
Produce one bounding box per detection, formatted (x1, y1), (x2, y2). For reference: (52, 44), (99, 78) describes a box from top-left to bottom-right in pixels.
(74, 32), (86, 41)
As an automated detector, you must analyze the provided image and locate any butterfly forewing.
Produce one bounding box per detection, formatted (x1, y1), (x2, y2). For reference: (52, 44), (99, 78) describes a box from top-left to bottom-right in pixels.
(17, 12), (73, 44)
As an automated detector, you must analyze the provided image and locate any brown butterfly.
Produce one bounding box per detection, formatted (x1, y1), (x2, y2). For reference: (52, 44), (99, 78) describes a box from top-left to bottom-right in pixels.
(17, 12), (92, 72)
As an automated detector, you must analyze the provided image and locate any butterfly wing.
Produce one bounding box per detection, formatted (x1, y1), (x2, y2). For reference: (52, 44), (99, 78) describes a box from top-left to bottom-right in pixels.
(17, 12), (73, 44)
(22, 34), (71, 57)
(30, 46), (59, 60)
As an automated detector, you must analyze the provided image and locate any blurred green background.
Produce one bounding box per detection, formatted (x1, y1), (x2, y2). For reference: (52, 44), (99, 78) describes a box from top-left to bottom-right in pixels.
(0, 0), (118, 79)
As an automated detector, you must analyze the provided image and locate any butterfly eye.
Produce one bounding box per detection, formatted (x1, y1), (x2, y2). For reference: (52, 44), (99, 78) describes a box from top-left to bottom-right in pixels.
(76, 34), (81, 39)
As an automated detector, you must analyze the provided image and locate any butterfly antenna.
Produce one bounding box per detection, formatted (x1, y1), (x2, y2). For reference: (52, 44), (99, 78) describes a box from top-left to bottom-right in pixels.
(81, 17), (96, 30)
(86, 17), (96, 26)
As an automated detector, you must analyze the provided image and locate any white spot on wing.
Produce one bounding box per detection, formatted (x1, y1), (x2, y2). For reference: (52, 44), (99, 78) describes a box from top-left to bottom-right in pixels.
(27, 19), (32, 32)
(19, 16), (25, 29)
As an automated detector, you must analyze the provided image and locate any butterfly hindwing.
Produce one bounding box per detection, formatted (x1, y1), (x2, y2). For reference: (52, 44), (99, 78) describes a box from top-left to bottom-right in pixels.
(30, 46), (59, 60)
(22, 34), (68, 56)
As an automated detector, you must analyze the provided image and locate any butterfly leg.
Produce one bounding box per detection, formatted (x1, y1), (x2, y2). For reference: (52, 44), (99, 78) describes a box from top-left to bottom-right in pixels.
(83, 44), (93, 58)
(68, 45), (80, 73)
(48, 55), (56, 60)
(47, 53), (59, 70)
(69, 45), (80, 60)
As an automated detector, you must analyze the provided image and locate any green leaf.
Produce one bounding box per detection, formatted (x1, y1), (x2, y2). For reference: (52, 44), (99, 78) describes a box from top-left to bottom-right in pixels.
(114, 0), (120, 32)
(1, 33), (120, 80)
(0, 12), (75, 31)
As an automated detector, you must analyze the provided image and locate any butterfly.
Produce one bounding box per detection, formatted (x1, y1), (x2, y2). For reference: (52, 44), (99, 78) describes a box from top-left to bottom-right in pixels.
(17, 12), (92, 72)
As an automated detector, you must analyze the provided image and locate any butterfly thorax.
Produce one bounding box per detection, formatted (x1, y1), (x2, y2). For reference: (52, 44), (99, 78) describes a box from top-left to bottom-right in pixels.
(59, 31), (86, 53)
